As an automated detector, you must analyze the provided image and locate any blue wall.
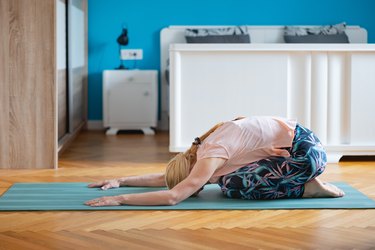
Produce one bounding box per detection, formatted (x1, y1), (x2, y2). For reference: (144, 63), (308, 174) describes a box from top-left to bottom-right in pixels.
(88, 0), (375, 121)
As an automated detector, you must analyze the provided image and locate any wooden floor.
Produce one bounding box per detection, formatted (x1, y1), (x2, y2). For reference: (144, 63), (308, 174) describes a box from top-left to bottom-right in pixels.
(1, 130), (375, 249)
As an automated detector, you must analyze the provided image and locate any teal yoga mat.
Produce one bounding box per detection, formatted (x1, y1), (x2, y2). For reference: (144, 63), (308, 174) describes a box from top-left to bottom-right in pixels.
(0, 182), (374, 211)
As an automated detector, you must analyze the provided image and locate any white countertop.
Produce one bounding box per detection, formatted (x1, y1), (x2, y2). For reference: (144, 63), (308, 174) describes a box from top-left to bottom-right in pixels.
(170, 43), (375, 52)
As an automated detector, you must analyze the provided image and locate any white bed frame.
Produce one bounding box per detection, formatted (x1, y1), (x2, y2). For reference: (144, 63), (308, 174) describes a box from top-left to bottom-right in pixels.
(161, 25), (375, 162)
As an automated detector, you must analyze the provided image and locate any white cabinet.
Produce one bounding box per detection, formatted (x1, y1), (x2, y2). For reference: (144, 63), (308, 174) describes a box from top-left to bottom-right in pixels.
(103, 70), (158, 135)
(170, 44), (375, 162)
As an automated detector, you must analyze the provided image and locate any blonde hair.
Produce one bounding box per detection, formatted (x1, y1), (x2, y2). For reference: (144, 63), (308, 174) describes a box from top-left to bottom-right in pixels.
(165, 122), (225, 189)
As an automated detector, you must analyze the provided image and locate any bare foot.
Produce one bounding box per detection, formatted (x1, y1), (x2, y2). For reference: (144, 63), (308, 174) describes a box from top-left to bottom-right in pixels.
(302, 178), (345, 198)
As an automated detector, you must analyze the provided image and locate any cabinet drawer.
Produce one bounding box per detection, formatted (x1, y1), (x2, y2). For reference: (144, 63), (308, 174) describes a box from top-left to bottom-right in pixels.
(103, 70), (155, 85)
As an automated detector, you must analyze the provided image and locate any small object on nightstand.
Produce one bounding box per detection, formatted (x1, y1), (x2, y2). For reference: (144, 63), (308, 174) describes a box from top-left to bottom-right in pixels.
(103, 70), (158, 135)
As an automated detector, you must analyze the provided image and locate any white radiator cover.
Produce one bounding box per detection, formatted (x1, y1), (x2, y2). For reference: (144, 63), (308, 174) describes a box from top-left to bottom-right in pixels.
(169, 44), (375, 162)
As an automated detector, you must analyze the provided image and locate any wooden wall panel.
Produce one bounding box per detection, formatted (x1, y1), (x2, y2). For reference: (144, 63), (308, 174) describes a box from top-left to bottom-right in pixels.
(0, 0), (57, 169)
(0, 0), (10, 168)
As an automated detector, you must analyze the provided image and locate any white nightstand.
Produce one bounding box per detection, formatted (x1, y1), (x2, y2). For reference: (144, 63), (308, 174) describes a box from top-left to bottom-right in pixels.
(103, 70), (158, 135)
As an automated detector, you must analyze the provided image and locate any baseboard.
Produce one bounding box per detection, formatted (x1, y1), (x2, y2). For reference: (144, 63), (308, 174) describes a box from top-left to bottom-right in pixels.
(87, 120), (104, 130)
(88, 119), (169, 131)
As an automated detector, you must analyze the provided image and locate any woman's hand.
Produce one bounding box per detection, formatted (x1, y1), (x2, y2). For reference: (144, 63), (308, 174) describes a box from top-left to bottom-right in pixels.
(85, 195), (124, 207)
(88, 179), (121, 190)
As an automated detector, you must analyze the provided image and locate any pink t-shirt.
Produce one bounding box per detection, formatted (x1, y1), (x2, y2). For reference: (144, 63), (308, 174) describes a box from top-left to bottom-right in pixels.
(196, 116), (297, 183)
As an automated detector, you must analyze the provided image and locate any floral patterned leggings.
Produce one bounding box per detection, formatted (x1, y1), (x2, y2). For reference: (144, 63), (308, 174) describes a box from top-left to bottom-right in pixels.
(218, 124), (327, 200)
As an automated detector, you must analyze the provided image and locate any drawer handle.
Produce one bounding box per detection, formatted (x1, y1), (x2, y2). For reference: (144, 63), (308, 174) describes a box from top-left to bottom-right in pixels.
(144, 91), (149, 96)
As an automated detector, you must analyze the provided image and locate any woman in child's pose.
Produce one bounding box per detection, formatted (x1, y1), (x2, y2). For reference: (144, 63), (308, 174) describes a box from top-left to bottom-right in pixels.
(85, 116), (344, 207)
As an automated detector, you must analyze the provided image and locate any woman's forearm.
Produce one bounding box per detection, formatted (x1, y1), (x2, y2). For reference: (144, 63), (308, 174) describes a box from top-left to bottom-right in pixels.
(118, 173), (165, 187)
(119, 190), (177, 206)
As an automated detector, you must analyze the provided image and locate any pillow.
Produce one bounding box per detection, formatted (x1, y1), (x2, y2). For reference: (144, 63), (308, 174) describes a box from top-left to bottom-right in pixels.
(284, 33), (349, 43)
(284, 22), (349, 43)
(185, 26), (251, 43)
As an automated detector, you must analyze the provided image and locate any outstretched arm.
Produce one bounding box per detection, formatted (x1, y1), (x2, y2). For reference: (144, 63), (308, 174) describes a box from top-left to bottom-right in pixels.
(85, 158), (225, 206)
(88, 173), (165, 190)
(119, 173), (166, 187)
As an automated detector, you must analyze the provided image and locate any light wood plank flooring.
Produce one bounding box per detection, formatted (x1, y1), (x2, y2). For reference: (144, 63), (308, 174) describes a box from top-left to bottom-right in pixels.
(0, 130), (375, 249)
